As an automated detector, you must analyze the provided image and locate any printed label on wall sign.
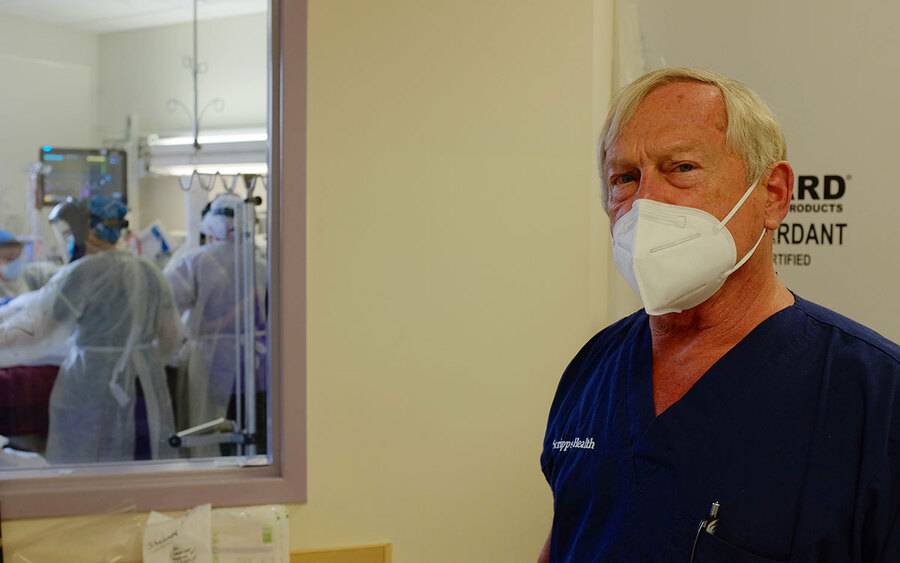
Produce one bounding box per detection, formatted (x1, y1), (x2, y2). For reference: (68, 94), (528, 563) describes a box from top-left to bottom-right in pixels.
(773, 174), (850, 268)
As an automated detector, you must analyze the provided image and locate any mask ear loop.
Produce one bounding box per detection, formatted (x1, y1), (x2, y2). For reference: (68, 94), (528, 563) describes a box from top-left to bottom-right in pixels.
(716, 179), (760, 231)
(716, 177), (769, 278)
(722, 228), (767, 278)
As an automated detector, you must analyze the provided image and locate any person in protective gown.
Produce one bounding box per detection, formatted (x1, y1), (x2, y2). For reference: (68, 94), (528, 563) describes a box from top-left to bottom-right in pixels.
(0, 196), (182, 463)
(164, 193), (267, 457)
(0, 230), (59, 303)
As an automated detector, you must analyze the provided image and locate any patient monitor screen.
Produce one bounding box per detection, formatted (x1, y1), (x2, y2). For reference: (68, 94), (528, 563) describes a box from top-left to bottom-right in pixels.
(37, 147), (127, 207)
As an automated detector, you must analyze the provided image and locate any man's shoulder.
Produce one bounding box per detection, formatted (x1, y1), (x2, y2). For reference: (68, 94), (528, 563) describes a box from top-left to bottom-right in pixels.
(583, 308), (647, 356)
(546, 309), (646, 422)
(558, 309), (647, 382)
(792, 295), (899, 365)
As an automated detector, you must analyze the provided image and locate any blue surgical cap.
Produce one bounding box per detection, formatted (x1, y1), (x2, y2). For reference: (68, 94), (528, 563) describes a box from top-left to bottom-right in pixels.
(0, 229), (19, 245)
(88, 195), (128, 243)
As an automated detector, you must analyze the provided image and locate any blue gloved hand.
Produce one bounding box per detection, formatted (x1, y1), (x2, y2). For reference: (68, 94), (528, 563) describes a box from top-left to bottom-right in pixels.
(0, 297), (12, 307)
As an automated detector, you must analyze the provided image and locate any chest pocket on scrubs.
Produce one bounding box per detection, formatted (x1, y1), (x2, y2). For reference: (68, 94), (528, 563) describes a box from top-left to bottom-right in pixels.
(692, 529), (789, 563)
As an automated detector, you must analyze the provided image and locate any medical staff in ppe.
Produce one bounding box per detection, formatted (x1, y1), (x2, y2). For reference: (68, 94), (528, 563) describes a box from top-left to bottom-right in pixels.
(0, 195), (182, 463)
(164, 193), (267, 456)
(0, 230), (59, 302)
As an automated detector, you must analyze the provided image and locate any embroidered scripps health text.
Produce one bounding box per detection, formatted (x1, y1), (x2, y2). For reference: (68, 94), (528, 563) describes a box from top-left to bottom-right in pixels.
(552, 437), (595, 452)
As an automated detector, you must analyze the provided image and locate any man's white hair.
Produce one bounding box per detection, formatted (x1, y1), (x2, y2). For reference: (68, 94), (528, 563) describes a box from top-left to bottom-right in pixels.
(598, 67), (787, 211)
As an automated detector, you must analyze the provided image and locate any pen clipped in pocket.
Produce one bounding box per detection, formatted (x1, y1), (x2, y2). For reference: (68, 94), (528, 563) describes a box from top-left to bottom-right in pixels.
(689, 502), (788, 563)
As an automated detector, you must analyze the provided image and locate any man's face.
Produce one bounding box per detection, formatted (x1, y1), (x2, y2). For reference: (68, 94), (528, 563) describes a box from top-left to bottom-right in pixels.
(605, 81), (765, 254)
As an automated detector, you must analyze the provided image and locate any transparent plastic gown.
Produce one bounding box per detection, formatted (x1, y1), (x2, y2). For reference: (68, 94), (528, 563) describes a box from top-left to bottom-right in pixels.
(0, 250), (182, 463)
(164, 240), (267, 456)
(0, 261), (60, 299)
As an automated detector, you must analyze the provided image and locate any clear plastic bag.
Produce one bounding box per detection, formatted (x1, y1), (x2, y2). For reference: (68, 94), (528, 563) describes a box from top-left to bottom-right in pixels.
(7, 504), (144, 563)
(211, 505), (290, 563)
(5, 504), (290, 563)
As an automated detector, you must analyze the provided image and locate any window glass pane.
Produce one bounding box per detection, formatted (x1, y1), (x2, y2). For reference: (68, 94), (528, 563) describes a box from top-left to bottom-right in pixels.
(0, 0), (271, 470)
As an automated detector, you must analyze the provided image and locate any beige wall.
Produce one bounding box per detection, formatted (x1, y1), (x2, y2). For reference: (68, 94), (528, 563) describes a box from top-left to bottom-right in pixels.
(3, 2), (615, 562)
(291, 1), (611, 561)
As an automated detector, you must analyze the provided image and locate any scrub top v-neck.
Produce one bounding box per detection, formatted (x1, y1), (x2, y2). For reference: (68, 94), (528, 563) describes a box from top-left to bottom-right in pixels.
(541, 295), (900, 563)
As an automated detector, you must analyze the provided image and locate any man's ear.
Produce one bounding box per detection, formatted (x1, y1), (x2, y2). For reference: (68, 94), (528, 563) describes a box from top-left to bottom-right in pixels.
(762, 161), (794, 230)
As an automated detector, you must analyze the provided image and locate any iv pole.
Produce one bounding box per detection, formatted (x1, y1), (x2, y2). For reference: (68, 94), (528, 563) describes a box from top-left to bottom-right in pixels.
(166, 0), (225, 176)
(164, 0), (266, 459)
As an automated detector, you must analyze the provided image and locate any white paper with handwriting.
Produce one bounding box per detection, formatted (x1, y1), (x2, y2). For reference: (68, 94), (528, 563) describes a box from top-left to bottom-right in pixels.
(143, 503), (213, 563)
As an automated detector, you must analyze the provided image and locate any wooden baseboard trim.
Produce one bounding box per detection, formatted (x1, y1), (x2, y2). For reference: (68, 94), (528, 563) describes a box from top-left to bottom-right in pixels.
(291, 542), (392, 563)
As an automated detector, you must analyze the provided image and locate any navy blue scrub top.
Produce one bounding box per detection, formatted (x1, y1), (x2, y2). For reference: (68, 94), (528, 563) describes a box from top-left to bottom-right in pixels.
(541, 295), (900, 563)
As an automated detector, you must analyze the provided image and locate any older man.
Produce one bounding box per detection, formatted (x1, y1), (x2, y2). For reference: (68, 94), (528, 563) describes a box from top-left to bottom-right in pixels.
(539, 68), (899, 562)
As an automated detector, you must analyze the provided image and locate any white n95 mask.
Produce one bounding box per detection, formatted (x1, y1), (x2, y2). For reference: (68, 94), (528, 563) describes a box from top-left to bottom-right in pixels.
(612, 181), (767, 316)
(1, 257), (23, 280)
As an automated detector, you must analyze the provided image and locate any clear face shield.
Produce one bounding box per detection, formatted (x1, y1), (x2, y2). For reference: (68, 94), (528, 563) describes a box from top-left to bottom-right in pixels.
(201, 194), (243, 242)
(51, 220), (79, 263)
